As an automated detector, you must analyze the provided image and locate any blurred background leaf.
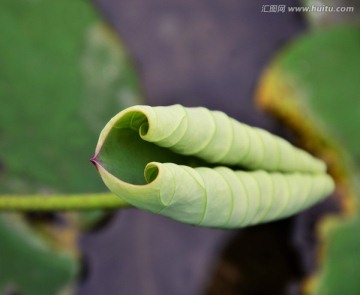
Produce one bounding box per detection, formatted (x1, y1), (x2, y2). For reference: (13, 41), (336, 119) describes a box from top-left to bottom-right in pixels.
(0, 215), (76, 295)
(0, 0), (142, 195)
(256, 25), (360, 294)
(0, 0), (142, 293)
(302, 0), (360, 28)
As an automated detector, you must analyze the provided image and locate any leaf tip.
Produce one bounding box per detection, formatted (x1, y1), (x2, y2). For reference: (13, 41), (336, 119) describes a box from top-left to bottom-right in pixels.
(90, 156), (99, 169)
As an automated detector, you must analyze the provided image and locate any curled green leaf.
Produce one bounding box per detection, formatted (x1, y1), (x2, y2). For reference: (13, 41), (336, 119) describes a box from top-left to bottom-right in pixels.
(92, 105), (334, 228)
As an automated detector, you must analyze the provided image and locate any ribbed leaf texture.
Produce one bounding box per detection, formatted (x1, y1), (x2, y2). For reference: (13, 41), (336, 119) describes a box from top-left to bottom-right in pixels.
(92, 105), (334, 228)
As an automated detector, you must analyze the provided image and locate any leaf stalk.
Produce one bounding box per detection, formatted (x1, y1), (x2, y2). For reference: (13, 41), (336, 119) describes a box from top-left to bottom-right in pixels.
(0, 193), (130, 211)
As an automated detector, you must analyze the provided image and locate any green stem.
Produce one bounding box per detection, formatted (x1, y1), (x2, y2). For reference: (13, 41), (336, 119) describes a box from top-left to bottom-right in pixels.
(0, 193), (131, 211)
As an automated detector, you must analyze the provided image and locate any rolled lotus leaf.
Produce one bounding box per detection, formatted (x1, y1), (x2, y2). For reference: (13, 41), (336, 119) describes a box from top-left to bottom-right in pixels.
(92, 105), (334, 228)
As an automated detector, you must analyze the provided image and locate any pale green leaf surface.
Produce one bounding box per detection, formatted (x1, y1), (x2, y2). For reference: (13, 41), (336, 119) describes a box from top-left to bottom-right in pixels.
(93, 105), (334, 228)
